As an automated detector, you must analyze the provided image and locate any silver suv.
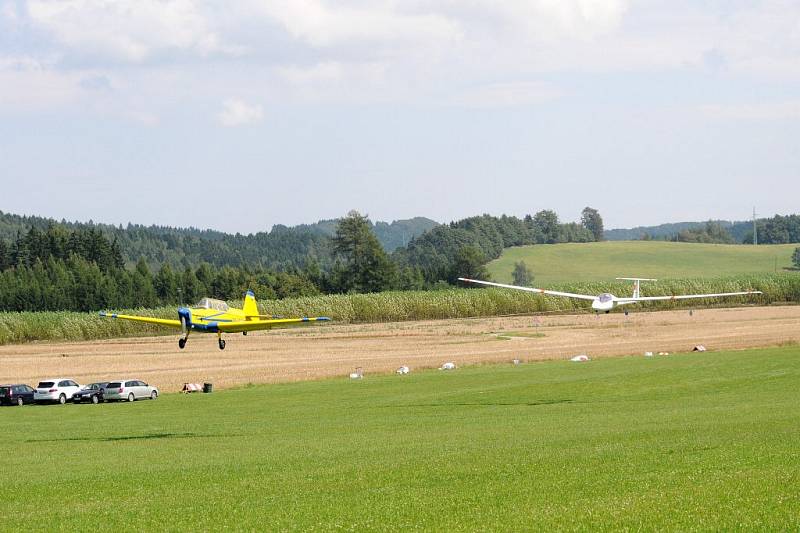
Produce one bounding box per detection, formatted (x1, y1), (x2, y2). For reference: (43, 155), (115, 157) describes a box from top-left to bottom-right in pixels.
(104, 380), (158, 402)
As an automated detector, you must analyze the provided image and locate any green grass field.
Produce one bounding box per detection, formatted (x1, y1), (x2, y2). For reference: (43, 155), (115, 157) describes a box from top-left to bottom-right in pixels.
(487, 241), (799, 285)
(3, 346), (799, 530)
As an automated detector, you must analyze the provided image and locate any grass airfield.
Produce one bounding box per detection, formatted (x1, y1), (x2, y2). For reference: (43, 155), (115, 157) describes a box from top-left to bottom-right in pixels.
(3, 346), (799, 530)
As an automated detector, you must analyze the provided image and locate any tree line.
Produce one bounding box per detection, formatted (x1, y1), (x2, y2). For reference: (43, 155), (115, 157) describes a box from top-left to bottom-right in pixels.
(0, 208), (604, 312)
(0, 210), (437, 272)
(619, 214), (800, 245)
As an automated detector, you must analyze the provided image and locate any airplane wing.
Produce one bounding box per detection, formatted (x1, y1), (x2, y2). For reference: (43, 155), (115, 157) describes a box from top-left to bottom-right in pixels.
(99, 312), (183, 328)
(458, 278), (597, 301)
(618, 290), (762, 303)
(216, 316), (331, 333)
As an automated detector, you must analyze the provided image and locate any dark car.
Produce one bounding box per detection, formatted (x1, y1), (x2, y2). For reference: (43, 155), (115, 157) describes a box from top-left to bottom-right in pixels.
(72, 382), (108, 404)
(0, 384), (35, 406)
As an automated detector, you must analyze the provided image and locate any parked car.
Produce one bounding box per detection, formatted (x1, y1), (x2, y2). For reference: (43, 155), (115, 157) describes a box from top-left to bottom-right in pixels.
(104, 380), (158, 402)
(72, 382), (109, 404)
(0, 384), (35, 406)
(34, 379), (82, 404)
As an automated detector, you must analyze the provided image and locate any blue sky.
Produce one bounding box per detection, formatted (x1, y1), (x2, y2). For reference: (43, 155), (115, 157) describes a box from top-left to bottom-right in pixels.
(1, 0), (798, 233)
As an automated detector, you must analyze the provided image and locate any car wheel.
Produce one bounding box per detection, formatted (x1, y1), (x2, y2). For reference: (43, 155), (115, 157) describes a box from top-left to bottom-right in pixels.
(150, 390), (158, 400)
(17, 397), (24, 406)
(92, 395), (99, 404)
(59, 394), (66, 405)
(128, 393), (135, 402)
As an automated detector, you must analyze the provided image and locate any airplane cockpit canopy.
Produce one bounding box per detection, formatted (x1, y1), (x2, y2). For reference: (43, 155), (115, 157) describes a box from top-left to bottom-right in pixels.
(194, 298), (229, 312)
(598, 293), (614, 303)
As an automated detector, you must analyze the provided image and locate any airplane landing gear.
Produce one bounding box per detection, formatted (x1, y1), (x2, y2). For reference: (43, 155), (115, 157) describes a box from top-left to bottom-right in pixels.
(178, 338), (187, 349)
(217, 332), (226, 350)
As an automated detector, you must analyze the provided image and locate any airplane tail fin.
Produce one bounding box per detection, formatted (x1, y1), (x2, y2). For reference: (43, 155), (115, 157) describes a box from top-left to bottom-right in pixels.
(243, 290), (259, 318)
(616, 278), (657, 299)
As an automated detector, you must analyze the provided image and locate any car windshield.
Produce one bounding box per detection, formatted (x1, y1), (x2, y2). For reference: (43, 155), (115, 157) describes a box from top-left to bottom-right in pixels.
(37, 381), (54, 388)
(0, 387), (8, 394)
(107, 382), (121, 388)
(195, 298), (229, 312)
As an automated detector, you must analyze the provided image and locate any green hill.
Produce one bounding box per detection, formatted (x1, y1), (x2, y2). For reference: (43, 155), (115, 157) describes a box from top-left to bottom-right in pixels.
(487, 241), (799, 285)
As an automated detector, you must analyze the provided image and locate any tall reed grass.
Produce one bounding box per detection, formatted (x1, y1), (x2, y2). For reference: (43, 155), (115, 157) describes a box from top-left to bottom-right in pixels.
(1, 274), (796, 345)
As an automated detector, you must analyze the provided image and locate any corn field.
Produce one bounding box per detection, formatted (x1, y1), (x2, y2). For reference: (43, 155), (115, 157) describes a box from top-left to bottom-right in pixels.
(1, 273), (797, 345)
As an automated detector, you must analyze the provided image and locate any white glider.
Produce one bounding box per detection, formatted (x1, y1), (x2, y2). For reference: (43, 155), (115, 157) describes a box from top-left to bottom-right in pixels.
(458, 277), (762, 313)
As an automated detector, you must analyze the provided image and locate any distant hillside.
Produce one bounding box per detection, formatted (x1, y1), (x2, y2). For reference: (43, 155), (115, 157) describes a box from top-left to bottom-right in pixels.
(289, 216), (438, 251)
(605, 216), (796, 244)
(604, 222), (707, 241)
(487, 241), (798, 286)
(604, 221), (752, 241)
(0, 210), (438, 270)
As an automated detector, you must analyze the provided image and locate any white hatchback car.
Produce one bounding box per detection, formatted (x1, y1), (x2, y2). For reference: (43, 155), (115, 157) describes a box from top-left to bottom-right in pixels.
(34, 378), (82, 404)
(104, 380), (158, 402)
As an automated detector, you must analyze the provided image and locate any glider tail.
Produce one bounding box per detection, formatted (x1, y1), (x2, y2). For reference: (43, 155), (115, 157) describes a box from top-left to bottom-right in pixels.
(243, 290), (259, 318)
(616, 277), (657, 299)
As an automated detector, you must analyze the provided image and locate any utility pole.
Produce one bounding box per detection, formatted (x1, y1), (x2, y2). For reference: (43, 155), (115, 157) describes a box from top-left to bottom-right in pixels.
(753, 207), (758, 246)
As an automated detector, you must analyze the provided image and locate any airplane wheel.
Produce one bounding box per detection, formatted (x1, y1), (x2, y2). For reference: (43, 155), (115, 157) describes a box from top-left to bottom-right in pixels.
(178, 338), (187, 349)
(218, 339), (226, 350)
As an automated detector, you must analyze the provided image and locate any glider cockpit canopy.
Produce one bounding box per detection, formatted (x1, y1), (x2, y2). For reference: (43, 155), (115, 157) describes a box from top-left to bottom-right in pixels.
(598, 293), (614, 303)
(194, 298), (230, 312)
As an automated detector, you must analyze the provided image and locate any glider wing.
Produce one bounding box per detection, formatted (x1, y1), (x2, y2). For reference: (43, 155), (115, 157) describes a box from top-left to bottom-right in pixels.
(458, 278), (597, 301)
(619, 290), (762, 303)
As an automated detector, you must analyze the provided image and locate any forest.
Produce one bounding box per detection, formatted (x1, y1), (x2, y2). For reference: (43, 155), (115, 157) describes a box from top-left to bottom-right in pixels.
(0, 208), (604, 312)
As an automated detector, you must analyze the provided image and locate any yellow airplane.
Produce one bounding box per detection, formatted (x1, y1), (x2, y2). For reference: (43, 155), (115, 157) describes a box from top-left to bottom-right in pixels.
(100, 290), (330, 350)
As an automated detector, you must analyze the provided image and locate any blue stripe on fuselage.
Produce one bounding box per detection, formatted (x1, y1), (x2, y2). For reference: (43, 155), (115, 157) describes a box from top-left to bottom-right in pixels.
(189, 322), (219, 333)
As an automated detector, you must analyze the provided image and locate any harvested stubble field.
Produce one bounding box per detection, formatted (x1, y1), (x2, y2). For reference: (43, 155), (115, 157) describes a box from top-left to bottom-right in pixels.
(1, 305), (798, 392)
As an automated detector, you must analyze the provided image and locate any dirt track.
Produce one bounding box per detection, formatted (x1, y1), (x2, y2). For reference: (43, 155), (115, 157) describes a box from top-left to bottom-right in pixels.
(1, 305), (798, 392)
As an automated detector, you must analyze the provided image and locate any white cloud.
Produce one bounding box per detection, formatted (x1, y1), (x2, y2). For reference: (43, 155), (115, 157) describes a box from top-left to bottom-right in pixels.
(123, 110), (160, 126)
(249, 0), (463, 48)
(217, 99), (264, 127)
(451, 81), (561, 108)
(6, 0), (800, 114)
(700, 101), (800, 121)
(1, 2), (20, 23)
(27, 0), (242, 62)
(471, 0), (630, 41)
(0, 55), (81, 111)
(278, 62), (344, 85)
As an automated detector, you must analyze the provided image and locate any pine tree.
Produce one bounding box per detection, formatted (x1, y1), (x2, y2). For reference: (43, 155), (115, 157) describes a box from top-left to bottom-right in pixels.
(154, 264), (178, 303)
(332, 211), (397, 293)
